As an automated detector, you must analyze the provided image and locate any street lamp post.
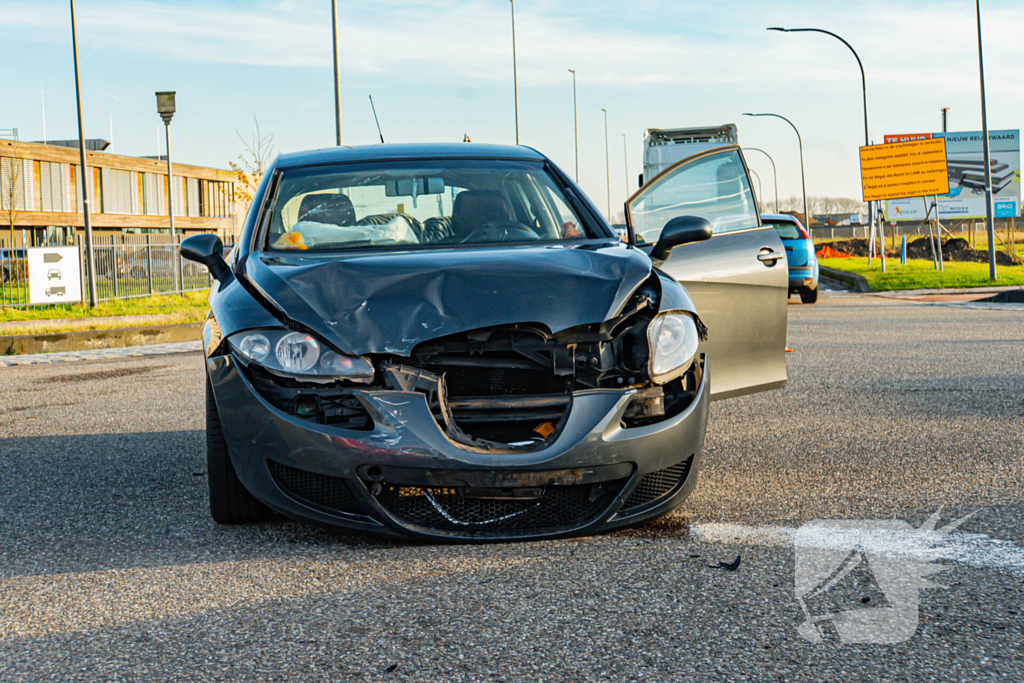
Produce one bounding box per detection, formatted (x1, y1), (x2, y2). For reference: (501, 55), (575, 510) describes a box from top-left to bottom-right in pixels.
(744, 113), (807, 232)
(69, 0), (96, 307)
(744, 147), (778, 213)
(510, 0), (520, 144)
(601, 108), (610, 220)
(331, 0), (343, 145)
(768, 26), (872, 236)
(569, 69), (578, 181)
(749, 168), (764, 213)
(156, 91), (181, 293)
(621, 133), (629, 198)
(975, 0), (997, 280)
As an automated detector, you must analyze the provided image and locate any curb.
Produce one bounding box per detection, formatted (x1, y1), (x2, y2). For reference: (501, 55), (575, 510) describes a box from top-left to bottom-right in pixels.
(1, 322), (203, 356)
(818, 266), (871, 293)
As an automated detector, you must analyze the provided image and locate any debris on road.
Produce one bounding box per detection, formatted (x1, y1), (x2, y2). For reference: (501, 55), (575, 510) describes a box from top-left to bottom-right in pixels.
(710, 555), (742, 571)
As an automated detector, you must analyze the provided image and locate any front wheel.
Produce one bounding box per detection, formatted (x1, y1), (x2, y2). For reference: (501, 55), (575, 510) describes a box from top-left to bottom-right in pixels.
(800, 286), (818, 304)
(206, 375), (276, 524)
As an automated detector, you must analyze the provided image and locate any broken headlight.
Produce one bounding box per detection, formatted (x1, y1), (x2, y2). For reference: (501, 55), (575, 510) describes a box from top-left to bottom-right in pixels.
(228, 329), (375, 383)
(646, 312), (700, 384)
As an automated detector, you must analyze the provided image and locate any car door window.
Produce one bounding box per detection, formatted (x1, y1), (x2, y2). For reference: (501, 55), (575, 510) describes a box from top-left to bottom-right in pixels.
(628, 149), (759, 245)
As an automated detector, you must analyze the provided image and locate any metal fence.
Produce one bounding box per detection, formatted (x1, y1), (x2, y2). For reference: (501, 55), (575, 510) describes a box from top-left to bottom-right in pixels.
(811, 219), (1012, 243)
(1, 233), (230, 309)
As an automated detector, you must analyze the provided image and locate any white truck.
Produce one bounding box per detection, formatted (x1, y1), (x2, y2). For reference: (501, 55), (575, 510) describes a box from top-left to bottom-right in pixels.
(641, 124), (738, 187)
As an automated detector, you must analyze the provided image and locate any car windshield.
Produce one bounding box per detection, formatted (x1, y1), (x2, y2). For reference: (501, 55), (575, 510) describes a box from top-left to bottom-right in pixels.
(263, 159), (597, 251)
(767, 220), (803, 240)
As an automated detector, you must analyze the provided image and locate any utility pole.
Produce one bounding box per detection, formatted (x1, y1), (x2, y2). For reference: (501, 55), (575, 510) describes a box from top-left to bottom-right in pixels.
(331, 0), (343, 145)
(621, 133), (629, 198)
(744, 147), (778, 213)
(602, 108), (610, 220)
(569, 69), (578, 181)
(510, 0), (520, 144)
(768, 27), (872, 237)
(750, 168), (764, 214)
(976, 0), (997, 280)
(744, 113), (807, 232)
(70, 0), (96, 307)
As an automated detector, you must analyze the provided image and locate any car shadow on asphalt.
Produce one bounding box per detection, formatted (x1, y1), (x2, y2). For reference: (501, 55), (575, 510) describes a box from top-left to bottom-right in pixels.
(0, 430), (405, 578)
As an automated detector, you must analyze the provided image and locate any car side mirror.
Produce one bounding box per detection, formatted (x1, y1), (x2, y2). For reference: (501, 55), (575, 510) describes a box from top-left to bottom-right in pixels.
(650, 216), (713, 261)
(181, 233), (231, 283)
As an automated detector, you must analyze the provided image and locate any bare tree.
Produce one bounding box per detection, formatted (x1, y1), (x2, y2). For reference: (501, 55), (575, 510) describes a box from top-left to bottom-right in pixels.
(2, 155), (24, 270)
(835, 196), (868, 219)
(778, 196), (802, 212)
(228, 116), (274, 239)
(814, 197), (843, 221)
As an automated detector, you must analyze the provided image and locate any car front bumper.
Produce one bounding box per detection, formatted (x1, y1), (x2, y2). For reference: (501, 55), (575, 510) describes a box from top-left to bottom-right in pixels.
(207, 353), (710, 542)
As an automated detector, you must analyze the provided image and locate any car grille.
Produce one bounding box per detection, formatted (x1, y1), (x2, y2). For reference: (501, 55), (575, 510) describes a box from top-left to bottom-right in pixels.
(426, 363), (570, 443)
(434, 364), (568, 397)
(373, 480), (626, 536)
(621, 456), (693, 511)
(268, 460), (362, 515)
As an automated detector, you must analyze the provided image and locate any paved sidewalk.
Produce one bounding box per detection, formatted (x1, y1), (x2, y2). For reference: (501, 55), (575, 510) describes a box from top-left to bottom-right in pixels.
(0, 314), (183, 334)
(0, 340), (202, 366)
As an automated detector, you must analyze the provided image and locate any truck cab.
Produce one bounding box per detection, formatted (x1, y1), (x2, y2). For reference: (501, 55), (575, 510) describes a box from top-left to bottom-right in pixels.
(641, 124), (739, 187)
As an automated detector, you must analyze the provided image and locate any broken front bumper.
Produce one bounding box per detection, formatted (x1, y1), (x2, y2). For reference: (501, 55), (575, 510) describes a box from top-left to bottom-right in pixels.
(208, 353), (710, 542)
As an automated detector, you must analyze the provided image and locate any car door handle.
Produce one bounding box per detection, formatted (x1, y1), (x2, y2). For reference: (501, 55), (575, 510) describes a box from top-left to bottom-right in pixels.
(757, 250), (785, 263)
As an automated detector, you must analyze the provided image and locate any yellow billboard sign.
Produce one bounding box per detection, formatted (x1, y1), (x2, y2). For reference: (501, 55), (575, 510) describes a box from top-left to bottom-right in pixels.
(860, 138), (950, 202)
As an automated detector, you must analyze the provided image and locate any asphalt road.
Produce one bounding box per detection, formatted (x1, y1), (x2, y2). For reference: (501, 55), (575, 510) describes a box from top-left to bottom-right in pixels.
(2, 292), (1022, 682)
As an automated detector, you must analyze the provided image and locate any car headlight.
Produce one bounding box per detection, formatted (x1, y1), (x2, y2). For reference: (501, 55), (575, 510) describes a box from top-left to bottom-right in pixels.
(646, 312), (700, 384)
(228, 329), (374, 383)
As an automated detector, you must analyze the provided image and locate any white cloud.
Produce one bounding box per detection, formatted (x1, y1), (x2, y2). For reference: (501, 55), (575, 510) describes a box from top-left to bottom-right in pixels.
(4, 0), (1023, 97)
(2, 0), (1023, 201)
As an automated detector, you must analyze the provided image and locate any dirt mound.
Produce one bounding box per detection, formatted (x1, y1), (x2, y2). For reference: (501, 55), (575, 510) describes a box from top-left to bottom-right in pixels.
(824, 237), (1018, 266)
(815, 244), (852, 259)
(827, 238), (870, 257)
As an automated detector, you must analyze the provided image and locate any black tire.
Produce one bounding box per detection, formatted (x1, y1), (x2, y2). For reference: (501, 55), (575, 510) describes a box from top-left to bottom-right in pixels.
(800, 286), (819, 304)
(206, 375), (276, 524)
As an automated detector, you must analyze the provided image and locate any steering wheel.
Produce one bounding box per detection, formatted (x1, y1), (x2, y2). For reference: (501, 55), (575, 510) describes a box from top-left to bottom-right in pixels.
(457, 221), (541, 244)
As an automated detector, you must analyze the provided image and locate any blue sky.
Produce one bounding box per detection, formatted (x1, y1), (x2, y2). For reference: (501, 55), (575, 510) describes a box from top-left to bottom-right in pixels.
(2, 0), (1023, 216)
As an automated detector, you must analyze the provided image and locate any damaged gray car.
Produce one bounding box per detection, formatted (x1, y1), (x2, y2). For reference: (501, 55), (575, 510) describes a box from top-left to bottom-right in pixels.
(181, 143), (788, 541)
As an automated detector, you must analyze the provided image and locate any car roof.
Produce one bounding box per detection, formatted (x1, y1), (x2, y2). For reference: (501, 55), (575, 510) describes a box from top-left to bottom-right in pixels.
(760, 213), (801, 223)
(276, 143), (547, 169)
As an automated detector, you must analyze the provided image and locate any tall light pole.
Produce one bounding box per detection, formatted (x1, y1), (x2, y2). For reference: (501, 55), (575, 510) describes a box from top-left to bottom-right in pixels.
(744, 113), (807, 230)
(975, 0), (997, 280)
(70, 0), (96, 307)
(510, 0), (520, 144)
(601, 108), (611, 220)
(331, 0), (343, 145)
(621, 133), (629, 198)
(568, 69), (578, 181)
(744, 147), (779, 213)
(156, 91), (180, 292)
(768, 27), (872, 239)
(749, 168), (764, 214)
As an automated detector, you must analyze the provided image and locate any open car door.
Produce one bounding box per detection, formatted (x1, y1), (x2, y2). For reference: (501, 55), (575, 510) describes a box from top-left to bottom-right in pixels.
(626, 145), (787, 400)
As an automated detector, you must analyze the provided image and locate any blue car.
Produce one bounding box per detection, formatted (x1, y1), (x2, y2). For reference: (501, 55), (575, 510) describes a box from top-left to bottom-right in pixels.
(761, 214), (819, 304)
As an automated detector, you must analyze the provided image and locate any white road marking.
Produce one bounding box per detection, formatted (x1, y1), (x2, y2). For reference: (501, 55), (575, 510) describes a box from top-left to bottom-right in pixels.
(692, 519), (1024, 576)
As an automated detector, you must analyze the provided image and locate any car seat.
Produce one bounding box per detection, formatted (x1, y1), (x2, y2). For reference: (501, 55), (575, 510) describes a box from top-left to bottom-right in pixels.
(449, 190), (513, 240)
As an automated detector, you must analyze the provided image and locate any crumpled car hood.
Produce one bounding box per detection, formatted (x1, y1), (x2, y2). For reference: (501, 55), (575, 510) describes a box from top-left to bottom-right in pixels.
(243, 242), (653, 356)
